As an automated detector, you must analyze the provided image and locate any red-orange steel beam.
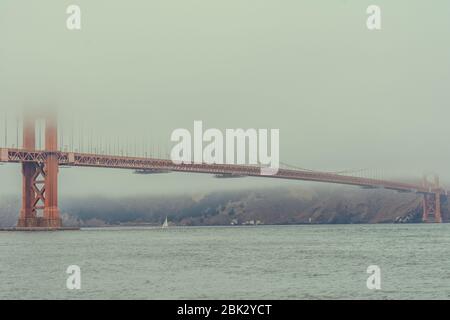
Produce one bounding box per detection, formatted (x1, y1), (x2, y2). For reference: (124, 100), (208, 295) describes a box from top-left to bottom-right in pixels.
(17, 115), (37, 227)
(2, 147), (448, 196)
(43, 114), (61, 228)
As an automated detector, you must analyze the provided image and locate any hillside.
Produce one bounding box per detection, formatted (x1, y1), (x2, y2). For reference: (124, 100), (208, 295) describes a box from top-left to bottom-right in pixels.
(1, 185), (443, 227)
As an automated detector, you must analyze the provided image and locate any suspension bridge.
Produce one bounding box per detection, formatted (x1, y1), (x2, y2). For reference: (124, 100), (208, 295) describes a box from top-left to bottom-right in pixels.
(0, 111), (447, 229)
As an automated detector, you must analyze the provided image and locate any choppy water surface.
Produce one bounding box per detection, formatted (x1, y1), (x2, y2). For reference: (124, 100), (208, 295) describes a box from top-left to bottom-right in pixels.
(1, 224), (450, 299)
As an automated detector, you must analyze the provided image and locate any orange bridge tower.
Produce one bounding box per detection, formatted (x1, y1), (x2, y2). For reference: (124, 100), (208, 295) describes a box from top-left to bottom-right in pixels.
(422, 174), (443, 223)
(17, 112), (61, 228)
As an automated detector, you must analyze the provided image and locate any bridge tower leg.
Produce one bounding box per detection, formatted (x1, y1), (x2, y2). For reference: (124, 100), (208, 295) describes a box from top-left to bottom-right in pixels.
(16, 112), (61, 229)
(17, 115), (39, 227)
(422, 174), (442, 223)
(43, 113), (61, 228)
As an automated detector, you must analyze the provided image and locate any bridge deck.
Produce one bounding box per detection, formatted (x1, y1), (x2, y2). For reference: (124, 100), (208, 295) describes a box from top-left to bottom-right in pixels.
(0, 148), (446, 195)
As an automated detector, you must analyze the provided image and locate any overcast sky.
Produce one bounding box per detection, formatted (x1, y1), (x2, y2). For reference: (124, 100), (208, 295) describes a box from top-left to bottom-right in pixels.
(1, 0), (449, 196)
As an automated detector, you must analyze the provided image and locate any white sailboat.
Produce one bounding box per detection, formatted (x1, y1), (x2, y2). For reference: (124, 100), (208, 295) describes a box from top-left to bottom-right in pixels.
(162, 216), (169, 228)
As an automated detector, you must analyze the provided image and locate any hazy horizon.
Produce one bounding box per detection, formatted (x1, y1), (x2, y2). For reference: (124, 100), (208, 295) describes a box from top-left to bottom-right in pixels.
(1, 0), (449, 196)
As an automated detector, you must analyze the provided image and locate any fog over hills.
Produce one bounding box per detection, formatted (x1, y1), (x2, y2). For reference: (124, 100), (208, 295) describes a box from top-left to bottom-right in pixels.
(2, 185), (443, 228)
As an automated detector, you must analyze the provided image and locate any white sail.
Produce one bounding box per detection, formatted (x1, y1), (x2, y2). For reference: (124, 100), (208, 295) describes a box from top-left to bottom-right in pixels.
(162, 217), (169, 228)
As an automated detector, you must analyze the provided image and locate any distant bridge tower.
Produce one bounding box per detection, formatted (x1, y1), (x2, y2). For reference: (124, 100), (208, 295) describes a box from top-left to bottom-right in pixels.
(422, 174), (442, 223)
(17, 112), (61, 228)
